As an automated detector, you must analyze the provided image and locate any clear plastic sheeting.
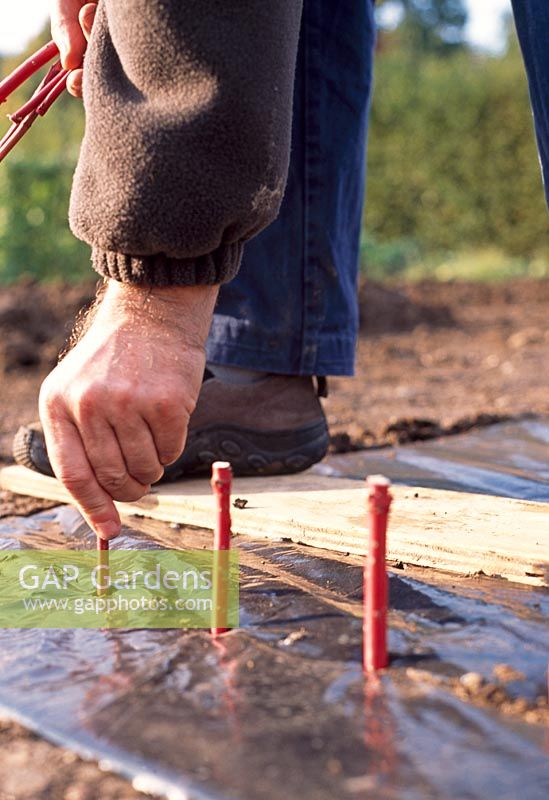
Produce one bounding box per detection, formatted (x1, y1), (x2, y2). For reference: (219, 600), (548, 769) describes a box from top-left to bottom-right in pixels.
(0, 509), (547, 800)
(321, 418), (549, 501)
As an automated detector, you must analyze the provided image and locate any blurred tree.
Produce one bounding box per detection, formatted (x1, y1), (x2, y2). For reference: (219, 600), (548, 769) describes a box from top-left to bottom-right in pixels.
(0, 15), (547, 284)
(365, 35), (549, 261)
(377, 0), (468, 52)
(0, 27), (88, 282)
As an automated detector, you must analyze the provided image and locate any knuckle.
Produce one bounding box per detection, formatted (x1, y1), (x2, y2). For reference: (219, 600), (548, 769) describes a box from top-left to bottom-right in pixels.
(119, 485), (150, 503)
(153, 396), (178, 418)
(50, 19), (70, 44)
(75, 386), (101, 418)
(126, 470), (147, 486)
(58, 471), (91, 496)
(149, 389), (187, 425)
(95, 469), (129, 495)
(129, 463), (163, 486)
(107, 484), (147, 503)
(112, 384), (134, 410)
(184, 395), (198, 417)
(39, 386), (63, 421)
(159, 445), (183, 466)
(53, 17), (73, 34)
(120, 435), (164, 483)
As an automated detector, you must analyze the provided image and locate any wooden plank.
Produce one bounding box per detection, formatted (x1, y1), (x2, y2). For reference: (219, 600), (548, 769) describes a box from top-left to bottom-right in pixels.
(1, 465), (547, 586)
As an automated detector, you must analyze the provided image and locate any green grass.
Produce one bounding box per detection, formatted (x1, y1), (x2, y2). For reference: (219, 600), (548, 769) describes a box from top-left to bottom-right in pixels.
(360, 235), (549, 283)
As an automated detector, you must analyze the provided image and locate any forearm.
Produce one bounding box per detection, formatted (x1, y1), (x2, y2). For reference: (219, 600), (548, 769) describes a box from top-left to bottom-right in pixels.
(70, 0), (303, 286)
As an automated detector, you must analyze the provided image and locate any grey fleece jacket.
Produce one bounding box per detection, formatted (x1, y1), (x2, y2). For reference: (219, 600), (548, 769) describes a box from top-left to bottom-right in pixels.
(69, 0), (302, 286)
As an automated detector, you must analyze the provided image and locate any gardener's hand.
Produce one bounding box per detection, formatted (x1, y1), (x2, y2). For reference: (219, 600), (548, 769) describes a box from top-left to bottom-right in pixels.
(39, 280), (218, 541)
(50, 1), (97, 98)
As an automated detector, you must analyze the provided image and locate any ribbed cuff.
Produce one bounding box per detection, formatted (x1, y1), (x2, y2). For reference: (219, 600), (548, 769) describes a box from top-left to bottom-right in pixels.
(91, 241), (244, 287)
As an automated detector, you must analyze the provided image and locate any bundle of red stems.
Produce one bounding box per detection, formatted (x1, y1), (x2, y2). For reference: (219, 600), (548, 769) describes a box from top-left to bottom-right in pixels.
(0, 40), (70, 164)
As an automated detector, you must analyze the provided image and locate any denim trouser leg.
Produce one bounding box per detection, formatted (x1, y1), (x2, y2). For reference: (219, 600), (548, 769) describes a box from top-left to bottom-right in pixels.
(512, 0), (549, 206)
(206, 0), (376, 377)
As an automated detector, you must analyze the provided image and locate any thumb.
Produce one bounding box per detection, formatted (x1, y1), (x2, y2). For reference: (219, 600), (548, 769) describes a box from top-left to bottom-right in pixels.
(79, 3), (98, 42)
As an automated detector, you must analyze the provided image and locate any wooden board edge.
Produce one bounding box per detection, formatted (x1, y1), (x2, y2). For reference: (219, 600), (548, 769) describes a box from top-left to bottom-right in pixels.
(1, 465), (546, 588)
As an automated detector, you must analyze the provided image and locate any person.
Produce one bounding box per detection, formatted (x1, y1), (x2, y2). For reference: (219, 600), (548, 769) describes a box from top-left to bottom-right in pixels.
(13, 0), (549, 544)
(14, 0), (375, 541)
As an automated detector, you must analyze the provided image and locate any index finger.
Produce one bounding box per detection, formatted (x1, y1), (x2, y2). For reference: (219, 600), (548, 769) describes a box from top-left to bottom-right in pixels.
(42, 414), (122, 541)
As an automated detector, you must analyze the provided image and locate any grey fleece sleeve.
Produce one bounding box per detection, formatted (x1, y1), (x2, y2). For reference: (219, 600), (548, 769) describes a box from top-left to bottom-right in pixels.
(69, 0), (302, 286)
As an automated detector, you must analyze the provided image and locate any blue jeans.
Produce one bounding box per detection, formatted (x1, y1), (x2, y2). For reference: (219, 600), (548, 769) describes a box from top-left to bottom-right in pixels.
(512, 1), (549, 206)
(207, 0), (376, 377)
(207, 1), (548, 377)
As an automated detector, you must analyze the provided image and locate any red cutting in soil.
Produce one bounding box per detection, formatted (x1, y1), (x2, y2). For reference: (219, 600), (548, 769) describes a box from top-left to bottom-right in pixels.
(364, 475), (392, 672)
(97, 534), (109, 597)
(211, 461), (233, 637)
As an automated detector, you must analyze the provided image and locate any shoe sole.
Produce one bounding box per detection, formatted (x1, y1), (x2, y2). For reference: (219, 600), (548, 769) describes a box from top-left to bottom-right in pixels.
(14, 420), (329, 482)
(163, 420), (329, 481)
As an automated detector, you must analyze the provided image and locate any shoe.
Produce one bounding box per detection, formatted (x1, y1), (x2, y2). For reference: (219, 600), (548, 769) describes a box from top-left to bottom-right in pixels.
(13, 374), (329, 481)
(164, 372), (329, 479)
(13, 421), (55, 478)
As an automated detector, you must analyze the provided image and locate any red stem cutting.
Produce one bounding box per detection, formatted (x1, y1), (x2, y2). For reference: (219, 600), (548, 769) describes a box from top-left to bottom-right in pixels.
(37, 70), (70, 116)
(0, 112), (38, 163)
(0, 42), (69, 164)
(211, 461), (233, 637)
(9, 62), (64, 123)
(364, 475), (392, 673)
(0, 61), (60, 162)
(0, 41), (59, 104)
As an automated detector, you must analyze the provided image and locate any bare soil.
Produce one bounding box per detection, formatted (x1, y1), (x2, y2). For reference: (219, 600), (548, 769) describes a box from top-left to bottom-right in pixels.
(326, 278), (549, 449)
(0, 719), (146, 800)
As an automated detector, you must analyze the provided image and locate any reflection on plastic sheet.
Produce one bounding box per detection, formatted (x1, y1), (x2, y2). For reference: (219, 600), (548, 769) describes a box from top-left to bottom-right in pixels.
(323, 419), (549, 501)
(0, 503), (547, 799)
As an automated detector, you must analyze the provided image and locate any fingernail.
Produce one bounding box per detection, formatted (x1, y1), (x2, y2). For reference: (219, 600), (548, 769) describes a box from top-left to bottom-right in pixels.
(96, 521), (120, 540)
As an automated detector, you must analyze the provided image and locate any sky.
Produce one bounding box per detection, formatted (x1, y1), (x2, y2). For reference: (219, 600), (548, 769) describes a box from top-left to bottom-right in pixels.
(0, 0), (513, 55)
(465, 0), (513, 52)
